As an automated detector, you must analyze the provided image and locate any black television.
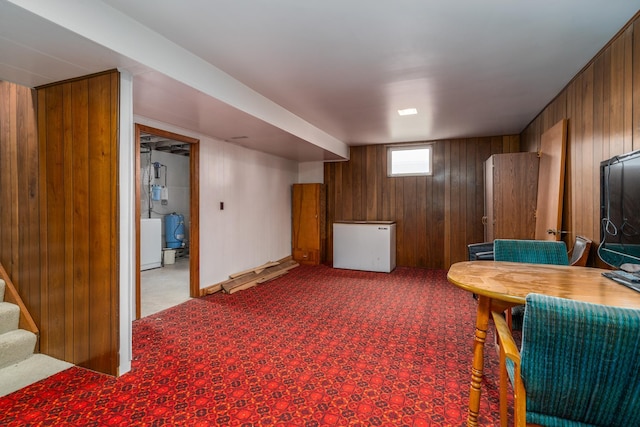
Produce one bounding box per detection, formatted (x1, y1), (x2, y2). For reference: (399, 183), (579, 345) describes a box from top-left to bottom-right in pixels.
(599, 149), (640, 268)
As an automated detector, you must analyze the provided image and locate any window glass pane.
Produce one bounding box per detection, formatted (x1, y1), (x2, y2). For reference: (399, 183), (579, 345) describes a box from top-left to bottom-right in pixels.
(388, 146), (431, 176)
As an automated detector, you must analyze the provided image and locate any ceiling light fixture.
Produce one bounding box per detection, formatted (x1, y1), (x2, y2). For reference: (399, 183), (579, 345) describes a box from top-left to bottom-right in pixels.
(398, 108), (418, 116)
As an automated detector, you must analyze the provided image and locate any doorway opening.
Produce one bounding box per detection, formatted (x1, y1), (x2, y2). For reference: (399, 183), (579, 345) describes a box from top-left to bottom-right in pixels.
(135, 124), (200, 319)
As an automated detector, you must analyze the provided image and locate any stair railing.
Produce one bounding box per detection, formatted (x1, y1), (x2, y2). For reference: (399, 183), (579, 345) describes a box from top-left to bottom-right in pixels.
(0, 263), (39, 349)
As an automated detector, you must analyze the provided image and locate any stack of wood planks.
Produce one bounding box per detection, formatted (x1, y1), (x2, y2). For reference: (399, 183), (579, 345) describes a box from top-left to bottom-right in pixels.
(203, 259), (299, 295)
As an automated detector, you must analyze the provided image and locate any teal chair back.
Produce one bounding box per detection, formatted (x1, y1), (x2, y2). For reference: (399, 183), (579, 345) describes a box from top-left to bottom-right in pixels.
(521, 294), (640, 426)
(494, 239), (569, 265)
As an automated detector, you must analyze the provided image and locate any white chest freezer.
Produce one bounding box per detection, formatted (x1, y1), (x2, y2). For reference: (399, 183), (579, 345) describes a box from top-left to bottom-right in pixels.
(333, 221), (396, 272)
(141, 218), (162, 270)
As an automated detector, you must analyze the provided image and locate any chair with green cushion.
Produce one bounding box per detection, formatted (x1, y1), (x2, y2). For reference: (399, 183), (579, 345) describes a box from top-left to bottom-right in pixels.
(494, 239), (569, 329)
(492, 293), (640, 427)
(493, 239), (569, 266)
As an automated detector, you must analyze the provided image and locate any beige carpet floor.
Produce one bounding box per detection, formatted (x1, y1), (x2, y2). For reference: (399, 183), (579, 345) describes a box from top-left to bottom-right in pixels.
(0, 354), (73, 397)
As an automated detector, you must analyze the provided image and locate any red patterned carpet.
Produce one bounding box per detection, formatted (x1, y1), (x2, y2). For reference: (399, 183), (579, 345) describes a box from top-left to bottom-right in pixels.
(0, 265), (504, 426)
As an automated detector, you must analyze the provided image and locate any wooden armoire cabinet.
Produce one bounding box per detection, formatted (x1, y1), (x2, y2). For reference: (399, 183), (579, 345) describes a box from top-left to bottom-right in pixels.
(484, 152), (539, 241)
(292, 183), (326, 265)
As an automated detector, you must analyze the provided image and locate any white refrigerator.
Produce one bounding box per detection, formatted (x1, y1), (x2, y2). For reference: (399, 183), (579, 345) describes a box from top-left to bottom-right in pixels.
(333, 221), (396, 272)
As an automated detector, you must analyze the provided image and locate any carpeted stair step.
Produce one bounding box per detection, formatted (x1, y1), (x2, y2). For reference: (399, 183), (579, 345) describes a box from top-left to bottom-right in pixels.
(0, 353), (73, 397)
(0, 278), (5, 301)
(0, 301), (20, 335)
(0, 329), (36, 370)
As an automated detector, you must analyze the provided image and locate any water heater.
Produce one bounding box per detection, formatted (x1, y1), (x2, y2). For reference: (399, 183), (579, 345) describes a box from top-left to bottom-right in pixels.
(165, 213), (185, 249)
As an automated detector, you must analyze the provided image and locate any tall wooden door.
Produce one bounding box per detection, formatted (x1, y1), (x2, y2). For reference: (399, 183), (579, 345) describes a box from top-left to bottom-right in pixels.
(292, 183), (325, 265)
(535, 119), (567, 240)
(484, 153), (539, 241)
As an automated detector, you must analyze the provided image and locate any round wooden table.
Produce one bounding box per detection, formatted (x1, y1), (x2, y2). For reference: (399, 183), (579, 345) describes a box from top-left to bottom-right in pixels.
(447, 261), (640, 427)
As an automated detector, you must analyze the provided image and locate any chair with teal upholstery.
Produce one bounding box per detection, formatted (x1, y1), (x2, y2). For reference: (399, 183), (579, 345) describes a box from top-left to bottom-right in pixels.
(494, 239), (569, 329)
(493, 239), (569, 265)
(492, 293), (640, 427)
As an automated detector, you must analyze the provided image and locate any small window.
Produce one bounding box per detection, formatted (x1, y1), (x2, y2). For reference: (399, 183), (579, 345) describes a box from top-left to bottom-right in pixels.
(387, 144), (432, 177)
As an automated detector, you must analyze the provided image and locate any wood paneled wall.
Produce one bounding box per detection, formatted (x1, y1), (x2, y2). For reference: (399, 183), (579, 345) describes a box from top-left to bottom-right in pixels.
(0, 81), (41, 328)
(521, 13), (640, 266)
(36, 70), (119, 375)
(325, 136), (520, 269)
(1, 73), (119, 375)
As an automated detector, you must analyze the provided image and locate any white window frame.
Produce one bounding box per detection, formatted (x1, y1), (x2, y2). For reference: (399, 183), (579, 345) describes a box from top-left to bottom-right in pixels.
(387, 143), (433, 177)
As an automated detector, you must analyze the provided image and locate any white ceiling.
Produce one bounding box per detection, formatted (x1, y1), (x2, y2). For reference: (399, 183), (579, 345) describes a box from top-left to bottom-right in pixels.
(0, 1), (638, 161)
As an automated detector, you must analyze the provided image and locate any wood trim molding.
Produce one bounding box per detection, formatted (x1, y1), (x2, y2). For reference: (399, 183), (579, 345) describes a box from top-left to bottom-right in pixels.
(134, 123), (200, 320)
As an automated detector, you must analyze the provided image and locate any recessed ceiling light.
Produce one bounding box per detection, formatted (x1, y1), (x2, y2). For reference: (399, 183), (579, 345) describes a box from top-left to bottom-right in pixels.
(398, 108), (418, 116)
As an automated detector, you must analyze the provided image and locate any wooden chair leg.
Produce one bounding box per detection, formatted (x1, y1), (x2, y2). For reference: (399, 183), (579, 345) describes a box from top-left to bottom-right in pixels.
(513, 371), (527, 427)
(499, 344), (509, 427)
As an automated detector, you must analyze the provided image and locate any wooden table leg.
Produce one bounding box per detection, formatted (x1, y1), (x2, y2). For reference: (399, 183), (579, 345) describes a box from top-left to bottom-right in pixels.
(467, 295), (491, 427)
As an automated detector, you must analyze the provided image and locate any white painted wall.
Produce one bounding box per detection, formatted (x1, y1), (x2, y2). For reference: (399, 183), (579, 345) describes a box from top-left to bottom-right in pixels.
(298, 161), (325, 184)
(119, 71), (134, 375)
(200, 139), (298, 285)
(135, 116), (298, 287)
